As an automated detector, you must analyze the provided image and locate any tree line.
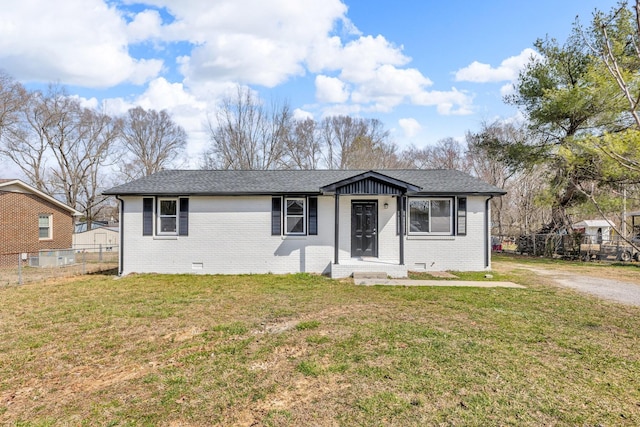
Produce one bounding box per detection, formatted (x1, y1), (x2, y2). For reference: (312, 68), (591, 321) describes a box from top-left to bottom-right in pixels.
(0, 79), (187, 225)
(0, 77), (523, 231)
(2, 1), (640, 239)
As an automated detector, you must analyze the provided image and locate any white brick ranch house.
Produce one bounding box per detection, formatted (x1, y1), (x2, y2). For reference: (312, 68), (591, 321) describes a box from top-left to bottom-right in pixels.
(103, 169), (506, 278)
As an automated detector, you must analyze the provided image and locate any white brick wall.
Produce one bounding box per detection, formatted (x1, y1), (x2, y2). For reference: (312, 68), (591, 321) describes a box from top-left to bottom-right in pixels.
(119, 194), (490, 275)
(403, 197), (490, 271)
(121, 195), (335, 275)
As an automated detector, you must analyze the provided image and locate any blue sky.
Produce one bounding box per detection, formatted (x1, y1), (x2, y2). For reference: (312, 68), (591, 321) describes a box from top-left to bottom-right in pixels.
(0, 0), (620, 168)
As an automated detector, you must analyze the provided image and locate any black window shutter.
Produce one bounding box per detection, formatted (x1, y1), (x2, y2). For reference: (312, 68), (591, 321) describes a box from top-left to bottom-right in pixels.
(143, 198), (153, 236)
(271, 197), (282, 235)
(308, 197), (318, 235)
(179, 198), (189, 236)
(457, 197), (467, 236)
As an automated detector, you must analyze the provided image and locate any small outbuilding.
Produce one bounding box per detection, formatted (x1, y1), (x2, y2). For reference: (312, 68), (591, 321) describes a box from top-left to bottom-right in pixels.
(572, 219), (615, 244)
(73, 225), (119, 252)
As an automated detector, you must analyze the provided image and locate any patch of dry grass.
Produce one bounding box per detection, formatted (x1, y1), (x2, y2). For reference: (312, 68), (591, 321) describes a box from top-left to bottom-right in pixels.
(1, 266), (639, 426)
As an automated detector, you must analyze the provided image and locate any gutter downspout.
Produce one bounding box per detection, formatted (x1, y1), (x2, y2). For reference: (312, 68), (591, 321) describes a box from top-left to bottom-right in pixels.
(485, 196), (493, 269)
(334, 194), (339, 265)
(399, 194), (405, 265)
(115, 195), (124, 276)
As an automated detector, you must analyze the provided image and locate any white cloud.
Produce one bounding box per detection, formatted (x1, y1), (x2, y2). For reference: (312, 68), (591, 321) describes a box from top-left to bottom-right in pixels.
(102, 97), (135, 117)
(308, 35), (410, 81)
(454, 48), (539, 83)
(315, 75), (350, 103)
(0, 0), (162, 86)
(98, 77), (211, 165)
(0, 0), (488, 158)
(412, 88), (474, 116)
(398, 118), (422, 138)
(293, 108), (314, 120)
(163, 0), (349, 87)
(136, 78), (207, 112)
(319, 103), (362, 118)
(308, 34), (466, 116)
(127, 10), (164, 42)
(72, 95), (99, 110)
(134, 78), (210, 161)
(500, 82), (516, 97)
(350, 65), (433, 112)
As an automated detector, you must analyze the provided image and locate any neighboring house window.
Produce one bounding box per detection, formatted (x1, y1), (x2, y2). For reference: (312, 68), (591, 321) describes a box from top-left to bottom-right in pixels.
(285, 197), (306, 235)
(39, 214), (52, 239)
(272, 196), (318, 236)
(408, 198), (452, 235)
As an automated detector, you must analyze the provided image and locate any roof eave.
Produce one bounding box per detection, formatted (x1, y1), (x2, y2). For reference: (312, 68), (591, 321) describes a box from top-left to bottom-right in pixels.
(103, 191), (325, 197)
(106, 190), (507, 197)
(1, 179), (82, 215)
(408, 191), (507, 197)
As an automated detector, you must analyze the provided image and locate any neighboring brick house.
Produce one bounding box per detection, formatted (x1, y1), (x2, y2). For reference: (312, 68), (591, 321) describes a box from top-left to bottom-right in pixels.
(0, 179), (80, 267)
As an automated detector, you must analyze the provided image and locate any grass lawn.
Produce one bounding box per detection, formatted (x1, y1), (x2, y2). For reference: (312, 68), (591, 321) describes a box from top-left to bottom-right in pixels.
(1, 259), (639, 426)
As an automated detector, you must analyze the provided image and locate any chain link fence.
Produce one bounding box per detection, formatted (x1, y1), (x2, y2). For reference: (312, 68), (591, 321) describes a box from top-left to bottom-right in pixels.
(492, 234), (639, 262)
(0, 245), (118, 286)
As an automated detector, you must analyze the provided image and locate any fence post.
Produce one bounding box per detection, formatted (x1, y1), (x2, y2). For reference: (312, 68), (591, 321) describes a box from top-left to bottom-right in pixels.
(99, 244), (103, 262)
(532, 234), (537, 256)
(82, 251), (86, 275)
(18, 253), (22, 285)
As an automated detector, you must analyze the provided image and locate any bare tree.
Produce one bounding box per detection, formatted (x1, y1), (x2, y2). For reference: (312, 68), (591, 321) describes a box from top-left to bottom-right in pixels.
(72, 107), (120, 224)
(0, 90), (49, 188)
(282, 118), (323, 169)
(204, 86), (290, 170)
(40, 87), (119, 225)
(466, 121), (555, 236)
(320, 116), (364, 169)
(319, 116), (400, 169)
(466, 123), (524, 186)
(466, 123), (522, 236)
(2, 85), (118, 225)
(0, 71), (28, 141)
(402, 137), (470, 170)
(119, 107), (187, 179)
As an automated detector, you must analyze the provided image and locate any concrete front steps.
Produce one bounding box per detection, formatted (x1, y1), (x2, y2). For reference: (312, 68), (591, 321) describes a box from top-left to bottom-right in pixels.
(330, 260), (407, 279)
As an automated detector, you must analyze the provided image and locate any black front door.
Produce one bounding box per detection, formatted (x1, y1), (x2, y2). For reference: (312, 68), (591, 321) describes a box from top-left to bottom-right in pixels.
(351, 201), (378, 257)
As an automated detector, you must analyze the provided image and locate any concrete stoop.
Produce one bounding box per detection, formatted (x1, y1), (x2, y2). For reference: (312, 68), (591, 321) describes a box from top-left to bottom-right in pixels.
(330, 263), (408, 279)
(352, 271), (388, 280)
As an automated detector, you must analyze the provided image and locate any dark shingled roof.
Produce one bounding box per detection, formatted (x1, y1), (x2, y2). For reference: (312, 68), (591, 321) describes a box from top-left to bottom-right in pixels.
(103, 169), (506, 196)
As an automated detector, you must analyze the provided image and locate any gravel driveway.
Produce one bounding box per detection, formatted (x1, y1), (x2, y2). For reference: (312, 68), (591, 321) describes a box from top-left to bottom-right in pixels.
(526, 267), (640, 306)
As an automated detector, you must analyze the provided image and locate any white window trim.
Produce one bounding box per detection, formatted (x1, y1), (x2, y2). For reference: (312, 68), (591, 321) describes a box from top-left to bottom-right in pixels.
(407, 198), (453, 236)
(38, 213), (53, 240)
(157, 198), (178, 236)
(284, 197), (306, 235)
